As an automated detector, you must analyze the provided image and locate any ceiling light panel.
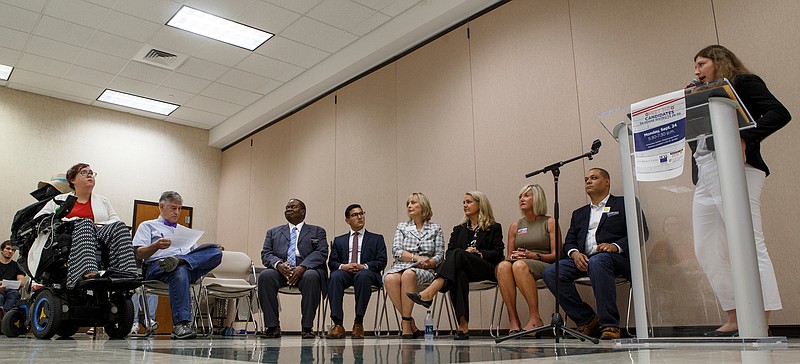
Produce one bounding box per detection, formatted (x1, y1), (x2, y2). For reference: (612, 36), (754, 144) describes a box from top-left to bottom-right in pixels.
(166, 6), (273, 51)
(0, 64), (13, 80)
(97, 89), (179, 115)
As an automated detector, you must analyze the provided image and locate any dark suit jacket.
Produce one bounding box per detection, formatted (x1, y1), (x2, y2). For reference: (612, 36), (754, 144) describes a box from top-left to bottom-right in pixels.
(447, 222), (505, 266)
(689, 74), (791, 184)
(261, 223), (329, 288)
(328, 230), (387, 274)
(562, 195), (631, 259)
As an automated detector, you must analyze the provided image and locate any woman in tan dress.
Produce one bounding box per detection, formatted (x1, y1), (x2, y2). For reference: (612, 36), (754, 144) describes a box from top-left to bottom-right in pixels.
(495, 184), (557, 334)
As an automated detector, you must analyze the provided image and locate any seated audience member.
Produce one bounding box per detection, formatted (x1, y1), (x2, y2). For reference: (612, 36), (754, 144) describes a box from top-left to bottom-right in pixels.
(495, 184), (556, 334)
(326, 204), (387, 339)
(133, 191), (222, 339)
(258, 199), (328, 339)
(34, 163), (137, 287)
(384, 192), (444, 339)
(407, 191), (504, 340)
(543, 168), (644, 340)
(0, 240), (24, 316)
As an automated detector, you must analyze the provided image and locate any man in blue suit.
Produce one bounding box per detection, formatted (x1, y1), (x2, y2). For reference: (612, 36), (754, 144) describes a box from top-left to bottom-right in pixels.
(325, 204), (387, 339)
(543, 168), (644, 340)
(258, 198), (328, 339)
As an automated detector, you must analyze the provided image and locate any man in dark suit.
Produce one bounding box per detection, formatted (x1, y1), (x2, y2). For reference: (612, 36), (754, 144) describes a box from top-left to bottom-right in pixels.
(325, 204), (387, 339)
(258, 198), (328, 339)
(543, 168), (641, 340)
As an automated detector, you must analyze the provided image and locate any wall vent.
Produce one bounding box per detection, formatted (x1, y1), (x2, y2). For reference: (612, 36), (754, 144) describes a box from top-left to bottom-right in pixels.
(133, 45), (188, 71)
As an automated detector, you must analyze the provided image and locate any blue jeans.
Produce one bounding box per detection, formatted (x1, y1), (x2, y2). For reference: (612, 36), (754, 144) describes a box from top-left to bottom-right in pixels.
(145, 246), (222, 324)
(0, 289), (20, 311)
(542, 253), (630, 328)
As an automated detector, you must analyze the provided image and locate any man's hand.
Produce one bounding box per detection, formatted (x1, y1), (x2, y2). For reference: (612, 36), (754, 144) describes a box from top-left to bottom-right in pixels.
(0, 284), (5, 293)
(152, 238), (171, 250)
(596, 243), (619, 253)
(572, 251), (589, 272)
(288, 265), (307, 286)
(277, 262), (293, 280)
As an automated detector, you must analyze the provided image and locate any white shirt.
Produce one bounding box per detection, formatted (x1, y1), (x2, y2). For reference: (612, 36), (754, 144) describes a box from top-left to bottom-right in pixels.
(584, 194), (610, 255)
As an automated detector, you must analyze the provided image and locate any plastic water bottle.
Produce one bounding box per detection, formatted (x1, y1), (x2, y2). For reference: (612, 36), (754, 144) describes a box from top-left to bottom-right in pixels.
(424, 310), (434, 343)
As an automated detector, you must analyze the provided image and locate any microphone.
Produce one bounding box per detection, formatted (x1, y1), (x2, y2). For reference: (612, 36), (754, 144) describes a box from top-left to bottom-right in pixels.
(690, 78), (703, 86)
(590, 139), (601, 154)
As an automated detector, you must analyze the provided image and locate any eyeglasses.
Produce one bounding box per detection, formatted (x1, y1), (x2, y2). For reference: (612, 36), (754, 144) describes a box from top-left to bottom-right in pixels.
(79, 170), (98, 178)
(349, 211), (366, 218)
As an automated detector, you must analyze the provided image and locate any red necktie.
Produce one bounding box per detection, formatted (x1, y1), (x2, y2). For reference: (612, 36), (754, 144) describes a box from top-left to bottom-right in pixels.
(350, 232), (359, 263)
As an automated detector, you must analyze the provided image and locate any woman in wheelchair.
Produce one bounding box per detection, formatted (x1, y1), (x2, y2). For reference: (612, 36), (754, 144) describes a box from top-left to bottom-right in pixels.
(34, 163), (137, 288)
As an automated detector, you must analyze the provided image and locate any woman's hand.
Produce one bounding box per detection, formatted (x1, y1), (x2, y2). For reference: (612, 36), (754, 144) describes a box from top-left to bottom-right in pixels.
(465, 247), (482, 258)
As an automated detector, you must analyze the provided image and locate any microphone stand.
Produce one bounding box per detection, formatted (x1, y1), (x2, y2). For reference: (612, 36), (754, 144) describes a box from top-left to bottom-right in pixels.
(496, 143), (600, 344)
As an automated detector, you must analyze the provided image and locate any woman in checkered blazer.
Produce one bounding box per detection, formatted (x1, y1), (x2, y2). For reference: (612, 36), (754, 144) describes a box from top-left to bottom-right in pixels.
(384, 192), (445, 339)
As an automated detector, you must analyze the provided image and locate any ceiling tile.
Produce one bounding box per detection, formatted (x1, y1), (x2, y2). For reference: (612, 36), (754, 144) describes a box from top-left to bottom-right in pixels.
(53, 79), (104, 100)
(32, 16), (95, 47)
(194, 41), (250, 67)
(307, 0), (374, 30)
(0, 0), (46, 13)
(73, 49), (129, 75)
(236, 1), (300, 34)
(149, 26), (209, 56)
(0, 46), (21, 65)
(112, 0), (182, 25)
(63, 65), (115, 88)
(183, 0), (252, 19)
(280, 17), (358, 53)
(83, 0), (117, 7)
(43, 0), (109, 29)
(25, 35), (82, 63)
(380, 0), (419, 17)
(353, 0), (395, 11)
(184, 94), (241, 116)
(85, 31), (145, 59)
(32, 87), (95, 105)
(216, 68), (271, 93)
(119, 61), (173, 85)
(98, 10), (161, 43)
(0, 3), (40, 33)
(164, 114), (219, 129)
(108, 76), (158, 96)
(200, 83), (261, 106)
(256, 36), (329, 69)
(176, 57), (229, 81)
(161, 72), (212, 93)
(17, 53), (69, 78)
(350, 11), (390, 36)
(148, 85), (194, 105)
(255, 78), (282, 95)
(264, 0), (321, 14)
(168, 106), (227, 126)
(7, 68), (62, 91)
(236, 53), (304, 83)
(0, 26), (31, 51)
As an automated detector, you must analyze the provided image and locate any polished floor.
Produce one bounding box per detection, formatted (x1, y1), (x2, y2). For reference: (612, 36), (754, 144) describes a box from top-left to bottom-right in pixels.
(0, 333), (797, 363)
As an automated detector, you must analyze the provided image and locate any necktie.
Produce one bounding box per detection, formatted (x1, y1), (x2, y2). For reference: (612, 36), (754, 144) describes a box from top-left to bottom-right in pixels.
(350, 232), (359, 264)
(163, 220), (177, 228)
(287, 227), (298, 265)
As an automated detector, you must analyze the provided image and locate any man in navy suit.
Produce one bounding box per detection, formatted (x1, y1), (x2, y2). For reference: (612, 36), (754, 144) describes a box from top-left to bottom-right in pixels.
(325, 204), (387, 339)
(258, 199), (328, 339)
(543, 168), (643, 340)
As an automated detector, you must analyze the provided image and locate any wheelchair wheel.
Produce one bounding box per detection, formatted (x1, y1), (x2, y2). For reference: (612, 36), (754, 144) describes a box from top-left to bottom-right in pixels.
(57, 323), (80, 338)
(31, 291), (63, 339)
(104, 296), (134, 339)
(1, 308), (28, 337)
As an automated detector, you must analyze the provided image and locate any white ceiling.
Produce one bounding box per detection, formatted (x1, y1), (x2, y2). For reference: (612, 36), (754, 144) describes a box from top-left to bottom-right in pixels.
(0, 0), (503, 148)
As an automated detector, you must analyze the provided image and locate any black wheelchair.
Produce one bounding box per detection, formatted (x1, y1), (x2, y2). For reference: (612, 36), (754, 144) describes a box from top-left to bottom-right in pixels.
(2, 190), (141, 339)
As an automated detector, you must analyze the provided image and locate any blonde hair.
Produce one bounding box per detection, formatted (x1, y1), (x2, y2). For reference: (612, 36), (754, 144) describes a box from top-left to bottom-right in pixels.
(407, 192), (433, 222)
(518, 184), (548, 216)
(461, 191), (496, 230)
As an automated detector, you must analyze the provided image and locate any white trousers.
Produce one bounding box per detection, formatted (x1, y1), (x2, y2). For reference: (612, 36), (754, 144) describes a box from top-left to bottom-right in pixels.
(692, 153), (782, 311)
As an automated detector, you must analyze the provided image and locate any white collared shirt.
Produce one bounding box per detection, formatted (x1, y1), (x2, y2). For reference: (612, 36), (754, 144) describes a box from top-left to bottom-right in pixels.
(584, 194), (610, 255)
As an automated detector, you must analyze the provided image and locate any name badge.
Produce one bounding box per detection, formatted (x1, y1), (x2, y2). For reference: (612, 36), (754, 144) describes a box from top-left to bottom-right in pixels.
(517, 227), (528, 235)
(602, 207), (611, 213)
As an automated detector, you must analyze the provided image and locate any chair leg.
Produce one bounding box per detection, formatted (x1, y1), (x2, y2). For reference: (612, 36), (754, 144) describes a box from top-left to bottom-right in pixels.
(203, 287), (214, 336)
(489, 285), (500, 338)
(626, 285), (632, 337)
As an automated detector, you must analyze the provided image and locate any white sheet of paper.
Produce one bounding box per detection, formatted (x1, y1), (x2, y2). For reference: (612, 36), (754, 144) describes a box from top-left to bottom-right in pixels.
(170, 225), (205, 250)
(1, 279), (20, 290)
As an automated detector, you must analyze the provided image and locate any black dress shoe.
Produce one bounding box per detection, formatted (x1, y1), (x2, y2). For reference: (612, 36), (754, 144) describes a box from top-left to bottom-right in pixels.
(301, 331), (316, 339)
(454, 331), (469, 340)
(405, 292), (433, 308)
(704, 329), (738, 337)
(261, 326), (282, 338)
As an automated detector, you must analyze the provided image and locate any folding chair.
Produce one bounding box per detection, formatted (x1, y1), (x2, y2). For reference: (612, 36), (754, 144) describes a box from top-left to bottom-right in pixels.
(201, 251), (260, 336)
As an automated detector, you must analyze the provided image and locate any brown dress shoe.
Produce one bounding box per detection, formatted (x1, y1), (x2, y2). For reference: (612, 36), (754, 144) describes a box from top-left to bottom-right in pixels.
(576, 315), (600, 337)
(352, 324), (365, 339)
(600, 326), (620, 340)
(326, 324), (346, 339)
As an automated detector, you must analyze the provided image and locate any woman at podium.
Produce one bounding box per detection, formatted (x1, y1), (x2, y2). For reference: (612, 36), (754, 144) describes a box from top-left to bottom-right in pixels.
(690, 45), (791, 337)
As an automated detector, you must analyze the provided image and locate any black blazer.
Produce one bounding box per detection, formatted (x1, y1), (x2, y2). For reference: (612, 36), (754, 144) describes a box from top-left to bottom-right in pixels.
(447, 222), (505, 266)
(328, 230), (387, 273)
(689, 74), (791, 183)
(563, 195), (631, 259)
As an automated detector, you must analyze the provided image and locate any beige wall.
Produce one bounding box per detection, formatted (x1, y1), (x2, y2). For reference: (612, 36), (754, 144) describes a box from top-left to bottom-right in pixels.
(0, 87), (221, 243)
(218, 0), (800, 332)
